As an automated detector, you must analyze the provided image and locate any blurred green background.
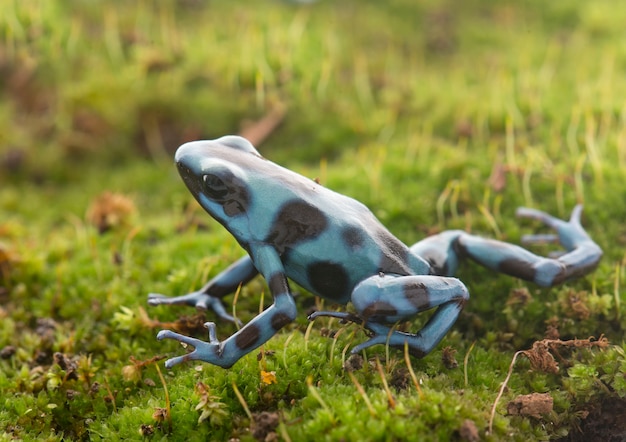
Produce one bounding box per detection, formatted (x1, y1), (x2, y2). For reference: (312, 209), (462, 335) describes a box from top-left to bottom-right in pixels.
(1, 1), (626, 441)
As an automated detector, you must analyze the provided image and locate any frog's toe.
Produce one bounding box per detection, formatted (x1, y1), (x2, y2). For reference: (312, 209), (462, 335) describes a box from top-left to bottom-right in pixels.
(350, 335), (387, 354)
(521, 233), (559, 246)
(147, 293), (169, 305)
(157, 329), (202, 346)
(157, 328), (222, 368)
(516, 206), (563, 228)
(567, 204), (584, 225)
(163, 354), (191, 369)
(204, 296), (242, 325)
(308, 311), (363, 325)
(517, 204), (585, 228)
(147, 290), (210, 309)
(348, 326), (401, 350)
(203, 321), (220, 344)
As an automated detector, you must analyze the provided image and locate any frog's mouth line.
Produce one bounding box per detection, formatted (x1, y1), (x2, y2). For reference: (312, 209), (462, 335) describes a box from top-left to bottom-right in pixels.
(177, 162), (202, 197)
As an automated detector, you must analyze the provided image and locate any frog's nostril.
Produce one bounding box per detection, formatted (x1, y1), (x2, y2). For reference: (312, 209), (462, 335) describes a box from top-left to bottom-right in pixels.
(176, 162), (194, 181)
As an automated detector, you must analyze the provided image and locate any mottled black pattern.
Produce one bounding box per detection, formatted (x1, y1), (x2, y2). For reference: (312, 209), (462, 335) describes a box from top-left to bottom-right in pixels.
(454, 238), (469, 257)
(270, 312), (292, 331)
(266, 201), (328, 253)
(342, 226), (365, 250)
(235, 324), (261, 350)
(427, 259), (448, 277)
(206, 283), (231, 298)
(178, 162), (250, 217)
(268, 273), (289, 296)
(498, 258), (536, 281)
(421, 245), (457, 276)
(204, 172), (250, 217)
(205, 263), (258, 298)
(361, 301), (398, 320)
(553, 261), (598, 285)
(404, 282), (431, 310)
(377, 231), (412, 275)
(307, 261), (349, 297)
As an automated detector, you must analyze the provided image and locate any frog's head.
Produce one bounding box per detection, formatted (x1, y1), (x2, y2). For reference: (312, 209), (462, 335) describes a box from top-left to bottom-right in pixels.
(175, 136), (261, 226)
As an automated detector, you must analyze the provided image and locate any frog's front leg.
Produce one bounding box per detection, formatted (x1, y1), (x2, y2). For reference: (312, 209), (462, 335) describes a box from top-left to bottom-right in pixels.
(148, 255), (258, 323)
(310, 274), (469, 357)
(410, 205), (602, 286)
(156, 247), (297, 368)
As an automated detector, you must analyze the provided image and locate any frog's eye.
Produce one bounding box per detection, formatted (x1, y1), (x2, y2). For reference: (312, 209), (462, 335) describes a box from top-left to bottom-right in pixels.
(202, 174), (228, 199)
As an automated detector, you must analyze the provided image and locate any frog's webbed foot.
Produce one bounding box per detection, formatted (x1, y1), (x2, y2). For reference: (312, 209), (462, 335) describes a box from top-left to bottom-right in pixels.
(515, 205), (603, 284)
(443, 205), (602, 287)
(148, 291), (241, 325)
(148, 290), (208, 308)
(157, 322), (224, 368)
(516, 205), (590, 249)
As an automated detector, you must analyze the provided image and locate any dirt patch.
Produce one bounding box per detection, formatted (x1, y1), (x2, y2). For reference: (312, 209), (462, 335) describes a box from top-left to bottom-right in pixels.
(507, 392), (553, 419)
(559, 397), (626, 442)
(251, 411), (280, 441)
(458, 419), (480, 442)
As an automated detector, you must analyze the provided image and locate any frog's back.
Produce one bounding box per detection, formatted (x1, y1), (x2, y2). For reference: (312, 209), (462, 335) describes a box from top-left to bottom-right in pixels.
(238, 158), (429, 300)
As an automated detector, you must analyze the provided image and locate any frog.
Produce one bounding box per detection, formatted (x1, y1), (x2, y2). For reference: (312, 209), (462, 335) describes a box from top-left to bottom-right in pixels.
(148, 135), (602, 369)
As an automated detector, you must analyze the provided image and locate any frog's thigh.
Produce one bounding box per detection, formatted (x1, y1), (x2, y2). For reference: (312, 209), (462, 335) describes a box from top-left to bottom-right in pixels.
(409, 230), (465, 276)
(351, 274), (469, 323)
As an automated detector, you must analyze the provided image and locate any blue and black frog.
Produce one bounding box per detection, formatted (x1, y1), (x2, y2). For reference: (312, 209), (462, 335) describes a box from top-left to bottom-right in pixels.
(148, 136), (602, 369)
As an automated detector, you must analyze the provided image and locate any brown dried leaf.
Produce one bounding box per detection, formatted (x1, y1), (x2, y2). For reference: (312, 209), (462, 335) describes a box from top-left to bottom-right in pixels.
(239, 105), (287, 147)
(488, 162), (507, 192)
(86, 192), (137, 234)
(522, 335), (610, 374)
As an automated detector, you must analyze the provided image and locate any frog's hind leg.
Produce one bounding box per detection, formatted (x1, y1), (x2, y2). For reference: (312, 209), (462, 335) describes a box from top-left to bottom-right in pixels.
(457, 205), (602, 287)
(410, 205), (602, 287)
(310, 274), (470, 357)
(409, 230), (465, 276)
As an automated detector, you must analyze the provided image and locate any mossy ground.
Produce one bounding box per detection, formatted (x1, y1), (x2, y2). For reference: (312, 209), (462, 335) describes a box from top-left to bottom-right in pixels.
(2, 1), (626, 440)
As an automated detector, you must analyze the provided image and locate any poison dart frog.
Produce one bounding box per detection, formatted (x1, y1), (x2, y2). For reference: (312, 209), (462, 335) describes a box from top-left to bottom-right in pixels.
(148, 136), (602, 369)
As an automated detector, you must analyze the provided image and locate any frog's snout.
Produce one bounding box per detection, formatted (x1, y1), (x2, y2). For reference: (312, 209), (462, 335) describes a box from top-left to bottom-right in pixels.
(174, 141), (199, 166)
(175, 152), (204, 197)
